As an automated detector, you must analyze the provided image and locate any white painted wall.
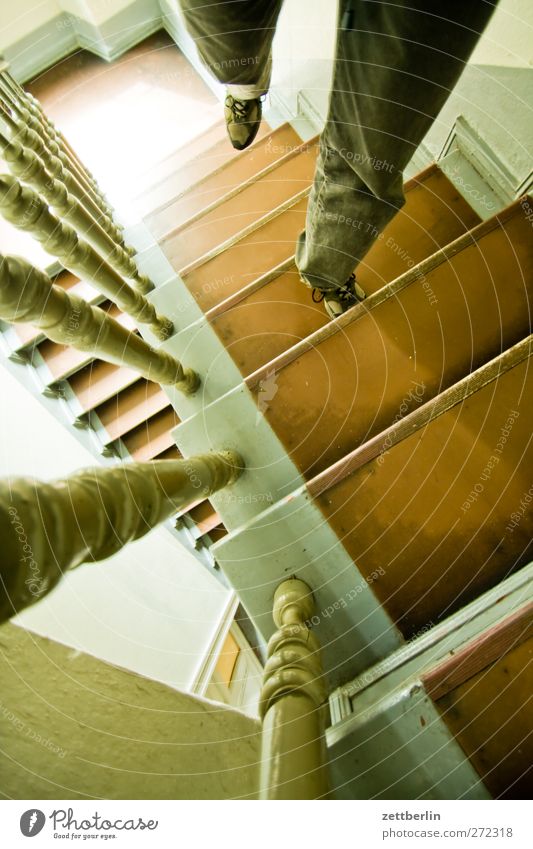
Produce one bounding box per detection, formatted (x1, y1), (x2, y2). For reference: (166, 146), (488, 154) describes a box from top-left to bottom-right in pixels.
(470, 0), (533, 67)
(58, 0), (96, 24)
(271, 0), (337, 114)
(88, 0), (148, 26)
(270, 0), (533, 118)
(59, 0), (145, 27)
(0, 361), (232, 692)
(0, 0), (61, 49)
(0, 0), (154, 51)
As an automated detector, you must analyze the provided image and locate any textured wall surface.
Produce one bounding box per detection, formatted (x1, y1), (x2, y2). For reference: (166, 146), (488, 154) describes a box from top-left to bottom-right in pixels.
(0, 624), (260, 799)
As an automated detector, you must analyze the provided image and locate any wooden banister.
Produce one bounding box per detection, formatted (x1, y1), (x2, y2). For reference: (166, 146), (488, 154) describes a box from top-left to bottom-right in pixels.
(0, 253), (199, 392)
(0, 173), (170, 338)
(0, 451), (244, 622)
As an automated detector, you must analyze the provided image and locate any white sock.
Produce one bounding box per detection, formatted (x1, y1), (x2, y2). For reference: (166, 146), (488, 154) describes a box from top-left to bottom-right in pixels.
(226, 83), (268, 101)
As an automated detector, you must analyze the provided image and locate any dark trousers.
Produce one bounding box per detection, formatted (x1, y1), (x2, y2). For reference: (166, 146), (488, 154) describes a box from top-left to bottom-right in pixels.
(180, 1), (497, 289)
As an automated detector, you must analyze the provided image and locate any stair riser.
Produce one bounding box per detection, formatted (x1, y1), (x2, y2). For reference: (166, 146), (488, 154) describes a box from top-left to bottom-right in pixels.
(96, 382), (170, 443)
(68, 364), (140, 413)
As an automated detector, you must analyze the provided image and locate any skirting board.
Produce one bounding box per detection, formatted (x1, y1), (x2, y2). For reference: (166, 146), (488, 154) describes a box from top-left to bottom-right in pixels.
(4, 0), (162, 83)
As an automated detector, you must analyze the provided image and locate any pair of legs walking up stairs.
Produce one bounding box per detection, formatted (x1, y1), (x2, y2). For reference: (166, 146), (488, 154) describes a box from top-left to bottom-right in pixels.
(181, 1), (496, 316)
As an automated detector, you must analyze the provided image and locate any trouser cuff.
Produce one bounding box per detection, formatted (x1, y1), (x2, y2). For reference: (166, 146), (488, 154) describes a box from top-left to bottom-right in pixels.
(226, 83), (268, 100)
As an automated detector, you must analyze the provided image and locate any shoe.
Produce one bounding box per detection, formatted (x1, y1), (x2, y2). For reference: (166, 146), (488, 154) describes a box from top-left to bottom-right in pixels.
(312, 273), (366, 319)
(224, 94), (262, 151)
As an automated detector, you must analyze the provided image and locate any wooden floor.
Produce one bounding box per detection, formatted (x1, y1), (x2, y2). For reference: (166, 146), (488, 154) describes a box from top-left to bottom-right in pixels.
(27, 32), (220, 210)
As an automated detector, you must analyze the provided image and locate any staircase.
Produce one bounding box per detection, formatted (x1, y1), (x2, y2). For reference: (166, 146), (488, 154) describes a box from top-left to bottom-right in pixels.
(2, 46), (532, 800)
(135, 118), (531, 798)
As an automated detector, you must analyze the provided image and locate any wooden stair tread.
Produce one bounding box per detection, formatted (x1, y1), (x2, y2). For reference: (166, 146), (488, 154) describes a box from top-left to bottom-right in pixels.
(96, 380), (170, 442)
(188, 499), (223, 536)
(148, 123), (303, 237)
(433, 634), (533, 799)
(182, 195), (308, 311)
(356, 164), (481, 296)
(122, 407), (179, 461)
(68, 362), (140, 412)
(210, 267), (329, 375)
(162, 141), (318, 272)
(313, 348), (533, 638)
(182, 164), (478, 325)
(141, 120), (270, 225)
(206, 166), (483, 376)
(137, 120), (227, 209)
(249, 201), (532, 479)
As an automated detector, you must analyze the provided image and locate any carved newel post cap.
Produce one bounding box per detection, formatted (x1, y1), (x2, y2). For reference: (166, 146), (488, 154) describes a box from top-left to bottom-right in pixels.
(273, 578), (315, 628)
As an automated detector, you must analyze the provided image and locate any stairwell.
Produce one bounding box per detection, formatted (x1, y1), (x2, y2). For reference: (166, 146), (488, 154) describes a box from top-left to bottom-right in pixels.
(1, 35), (532, 799)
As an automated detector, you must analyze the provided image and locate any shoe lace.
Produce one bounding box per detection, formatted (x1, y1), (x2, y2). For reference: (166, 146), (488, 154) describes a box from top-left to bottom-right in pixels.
(312, 274), (358, 304)
(337, 274), (358, 302)
(227, 96), (250, 119)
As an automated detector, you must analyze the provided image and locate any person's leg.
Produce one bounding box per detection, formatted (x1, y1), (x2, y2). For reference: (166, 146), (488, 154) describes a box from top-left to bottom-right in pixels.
(180, 0), (284, 148)
(297, 0), (498, 303)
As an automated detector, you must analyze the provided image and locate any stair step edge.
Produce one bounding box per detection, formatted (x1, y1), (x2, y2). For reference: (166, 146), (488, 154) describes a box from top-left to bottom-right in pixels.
(178, 186), (310, 277)
(148, 122), (300, 222)
(244, 196), (528, 390)
(161, 135), (318, 242)
(307, 334), (532, 499)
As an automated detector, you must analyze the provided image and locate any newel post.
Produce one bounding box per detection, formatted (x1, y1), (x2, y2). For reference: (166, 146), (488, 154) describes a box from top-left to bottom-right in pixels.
(259, 578), (330, 799)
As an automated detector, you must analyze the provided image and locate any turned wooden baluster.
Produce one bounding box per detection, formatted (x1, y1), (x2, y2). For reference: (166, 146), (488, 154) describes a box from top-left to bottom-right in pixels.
(0, 106), (137, 264)
(260, 579), (330, 799)
(0, 57), (106, 204)
(0, 75), (115, 224)
(0, 253), (199, 391)
(25, 89), (106, 200)
(0, 174), (168, 337)
(0, 136), (154, 294)
(0, 451), (244, 623)
(1, 67), (106, 201)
